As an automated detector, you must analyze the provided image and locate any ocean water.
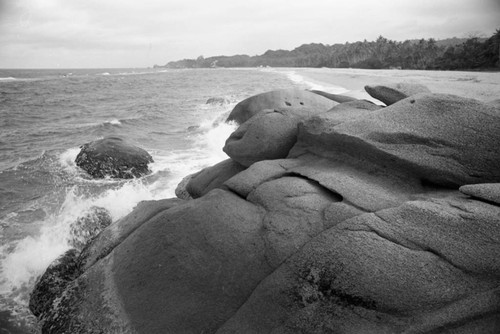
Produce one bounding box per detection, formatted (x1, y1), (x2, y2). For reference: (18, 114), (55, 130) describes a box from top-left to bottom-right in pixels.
(0, 67), (348, 332)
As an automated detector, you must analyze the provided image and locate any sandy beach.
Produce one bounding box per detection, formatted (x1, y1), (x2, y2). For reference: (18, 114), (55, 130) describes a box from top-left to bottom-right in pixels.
(284, 68), (500, 101)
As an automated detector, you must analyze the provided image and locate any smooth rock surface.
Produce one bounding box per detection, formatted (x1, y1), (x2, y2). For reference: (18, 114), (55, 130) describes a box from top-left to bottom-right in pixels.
(224, 110), (300, 167)
(75, 137), (153, 179)
(459, 183), (500, 205)
(291, 93), (500, 187)
(185, 158), (246, 198)
(325, 99), (382, 125)
(364, 82), (431, 105)
(309, 90), (358, 103)
(226, 89), (336, 124)
(31, 87), (500, 333)
(78, 198), (183, 271)
(217, 196), (500, 333)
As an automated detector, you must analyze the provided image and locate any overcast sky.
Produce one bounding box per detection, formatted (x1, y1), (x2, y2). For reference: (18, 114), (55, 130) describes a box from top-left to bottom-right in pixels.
(0, 0), (499, 68)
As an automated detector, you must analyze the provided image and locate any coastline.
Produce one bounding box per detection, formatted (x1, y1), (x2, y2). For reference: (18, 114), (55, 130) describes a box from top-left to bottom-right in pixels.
(24, 67), (500, 333)
(277, 67), (500, 101)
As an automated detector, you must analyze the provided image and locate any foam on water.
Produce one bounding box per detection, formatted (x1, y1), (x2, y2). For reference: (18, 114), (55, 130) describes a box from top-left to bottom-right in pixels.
(104, 119), (122, 125)
(147, 107), (237, 198)
(59, 147), (82, 175)
(0, 102), (237, 308)
(0, 67), (296, 330)
(282, 69), (349, 94)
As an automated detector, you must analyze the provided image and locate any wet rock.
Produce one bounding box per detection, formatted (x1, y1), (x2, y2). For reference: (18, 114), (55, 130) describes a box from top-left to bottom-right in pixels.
(29, 249), (80, 321)
(75, 136), (153, 179)
(31, 87), (500, 333)
(175, 173), (194, 200)
(206, 97), (231, 105)
(78, 198), (183, 271)
(187, 125), (199, 132)
(69, 206), (112, 251)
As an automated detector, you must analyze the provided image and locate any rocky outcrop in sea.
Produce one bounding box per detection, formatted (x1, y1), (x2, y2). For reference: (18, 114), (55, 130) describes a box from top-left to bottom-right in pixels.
(30, 85), (500, 333)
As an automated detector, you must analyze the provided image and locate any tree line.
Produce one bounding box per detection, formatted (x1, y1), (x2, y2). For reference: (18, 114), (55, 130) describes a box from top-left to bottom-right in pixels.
(160, 29), (500, 71)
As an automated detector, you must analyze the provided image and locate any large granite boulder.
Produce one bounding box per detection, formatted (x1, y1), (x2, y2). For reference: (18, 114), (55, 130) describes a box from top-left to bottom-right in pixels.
(31, 88), (500, 333)
(487, 98), (500, 108)
(224, 110), (301, 167)
(226, 89), (337, 124)
(364, 82), (431, 105)
(325, 99), (382, 124)
(75, 137), (153, 179)
(459, 183), (500, 205)
(291, 93), (500, 188)
(29, 249), (80, 324)
(78, 198), (183, 271)
(185, 158), (246, 198)
(309, 89), (358, 103)
(217, 196), (500, 333)
(69, 206), (112, 251)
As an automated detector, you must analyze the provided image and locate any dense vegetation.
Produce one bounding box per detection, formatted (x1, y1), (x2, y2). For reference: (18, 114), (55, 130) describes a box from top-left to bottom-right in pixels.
(160, 29), (500, 70)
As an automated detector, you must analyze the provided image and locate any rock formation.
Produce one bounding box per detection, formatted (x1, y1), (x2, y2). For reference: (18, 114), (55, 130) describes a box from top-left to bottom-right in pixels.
(31, 86), (500, 333)
(75, 136), (153, 179)
(309, 89), (358, 103)
(69, 206), (112, 251)
(185, 158), (246, 198)
(226, 88), (337, 124)
(206, 97), (231, 105)
(364, 82), (431, 105)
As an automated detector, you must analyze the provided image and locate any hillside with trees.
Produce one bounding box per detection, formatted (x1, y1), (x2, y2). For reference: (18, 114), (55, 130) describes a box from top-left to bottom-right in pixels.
(158, 29), (500, 71)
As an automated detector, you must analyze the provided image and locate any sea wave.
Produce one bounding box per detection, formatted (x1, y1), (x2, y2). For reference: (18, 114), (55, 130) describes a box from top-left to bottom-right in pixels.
(0, 101), (237, 305)
(103, 119), (122, 125)
(282, 70), (349, 94)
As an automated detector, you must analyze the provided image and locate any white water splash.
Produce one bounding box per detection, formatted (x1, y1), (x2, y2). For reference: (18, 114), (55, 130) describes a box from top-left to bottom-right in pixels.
(0, 102), (238, 299)
(283, 70), (349, 94)
(104, 119), (122, 125)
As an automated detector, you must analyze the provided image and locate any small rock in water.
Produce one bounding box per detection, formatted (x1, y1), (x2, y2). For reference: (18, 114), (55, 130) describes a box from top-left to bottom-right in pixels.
(206, 97), (230, 105)
(69, 206), (112, 251)
(75, 136), (153, 179)
(29, 249), (80, 319)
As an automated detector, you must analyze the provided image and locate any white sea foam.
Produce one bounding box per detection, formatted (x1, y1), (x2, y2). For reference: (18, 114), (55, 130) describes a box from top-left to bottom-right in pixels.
(283, 70), (349, 94)
(148, 107), (237, 198)
(0, 179), (158, 296)
(59, 147), (81, 174)
(104, 119), (122, 125)
(0, 103), (238, 300)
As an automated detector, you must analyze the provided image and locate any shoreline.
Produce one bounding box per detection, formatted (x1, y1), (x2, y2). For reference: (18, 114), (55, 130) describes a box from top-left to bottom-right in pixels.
(274, 67), (500, 101)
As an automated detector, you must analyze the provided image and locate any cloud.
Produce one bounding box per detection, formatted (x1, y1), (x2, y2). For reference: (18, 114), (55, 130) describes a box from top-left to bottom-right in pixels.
(0, 0), (499, 68)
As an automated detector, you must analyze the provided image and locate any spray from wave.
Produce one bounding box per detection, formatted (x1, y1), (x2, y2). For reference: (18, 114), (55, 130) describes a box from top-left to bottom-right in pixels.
(282, 70), (349, 94)
(0, 102), (237, 324)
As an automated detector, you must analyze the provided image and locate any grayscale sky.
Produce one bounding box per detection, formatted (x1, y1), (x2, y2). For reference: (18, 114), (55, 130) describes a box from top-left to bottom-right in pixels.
(0, 0), (499, 68)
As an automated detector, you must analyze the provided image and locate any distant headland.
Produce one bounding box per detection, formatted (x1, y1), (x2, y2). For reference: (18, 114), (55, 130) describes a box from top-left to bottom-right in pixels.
(156, 30), (500, 71)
